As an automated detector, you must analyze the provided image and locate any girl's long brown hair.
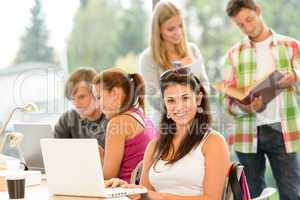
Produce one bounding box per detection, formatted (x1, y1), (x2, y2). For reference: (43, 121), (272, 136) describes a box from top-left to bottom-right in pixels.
(153, 69), (212, 169)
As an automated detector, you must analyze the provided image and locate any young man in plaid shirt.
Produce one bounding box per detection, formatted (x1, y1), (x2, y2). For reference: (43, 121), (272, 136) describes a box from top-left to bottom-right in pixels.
(223, 0), (300, 199)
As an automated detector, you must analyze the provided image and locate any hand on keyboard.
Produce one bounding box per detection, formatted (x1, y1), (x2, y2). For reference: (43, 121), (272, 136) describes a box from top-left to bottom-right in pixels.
(105, 178), (147, 199)
(105, 178), (128, 188)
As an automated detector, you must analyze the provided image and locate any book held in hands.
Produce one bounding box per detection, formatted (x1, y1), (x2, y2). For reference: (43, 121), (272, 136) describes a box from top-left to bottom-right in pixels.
(214, 70), (284, 105)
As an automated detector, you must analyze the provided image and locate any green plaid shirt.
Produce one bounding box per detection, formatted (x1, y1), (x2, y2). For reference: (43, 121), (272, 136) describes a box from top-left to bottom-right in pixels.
(223, 31), (300, 153)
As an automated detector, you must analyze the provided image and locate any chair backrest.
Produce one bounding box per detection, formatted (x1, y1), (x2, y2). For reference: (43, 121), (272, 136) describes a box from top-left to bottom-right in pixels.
(222, 161), (251, 200)
(130, 160), (143, 184)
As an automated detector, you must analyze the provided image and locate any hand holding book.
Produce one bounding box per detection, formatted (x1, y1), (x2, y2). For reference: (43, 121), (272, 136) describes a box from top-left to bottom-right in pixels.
(278, 70), (297, 89)
(235, 96), (266, 113)
(214, 70), (284, 107)
(233, 71), (295, 113)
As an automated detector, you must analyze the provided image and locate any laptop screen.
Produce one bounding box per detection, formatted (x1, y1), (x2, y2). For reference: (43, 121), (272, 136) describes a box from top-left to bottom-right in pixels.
(13, 123), (54, 171)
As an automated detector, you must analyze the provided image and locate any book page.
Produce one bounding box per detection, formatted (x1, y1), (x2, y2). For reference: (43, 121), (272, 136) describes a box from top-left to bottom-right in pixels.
(213, 82), (250, 101)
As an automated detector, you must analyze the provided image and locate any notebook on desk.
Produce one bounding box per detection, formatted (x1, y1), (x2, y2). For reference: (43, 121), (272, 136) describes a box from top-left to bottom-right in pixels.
(40, 139), (147, 198)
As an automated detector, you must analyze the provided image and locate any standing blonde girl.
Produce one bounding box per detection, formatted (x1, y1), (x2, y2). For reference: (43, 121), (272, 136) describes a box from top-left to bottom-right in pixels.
(139, 1), (210, 127)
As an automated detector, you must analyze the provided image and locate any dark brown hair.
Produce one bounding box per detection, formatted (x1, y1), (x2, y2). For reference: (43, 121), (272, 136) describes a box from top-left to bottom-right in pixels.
(93, 68), (145, 112)
(65, 67), (97, 100)
(153, 68), (212, 168)
(226, 0), (257, 17)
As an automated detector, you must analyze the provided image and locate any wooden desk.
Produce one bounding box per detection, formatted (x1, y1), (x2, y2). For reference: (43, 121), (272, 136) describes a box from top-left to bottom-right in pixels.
(0, 181), (130, 200)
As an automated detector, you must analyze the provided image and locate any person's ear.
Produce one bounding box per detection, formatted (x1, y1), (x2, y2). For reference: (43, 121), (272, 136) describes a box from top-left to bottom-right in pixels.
(196, 92), (203, 106)
(110, 87), (119, 100)
(111, 87), (125, 105)
(255, 5), (262, 16)
(92, 85), (98, 99)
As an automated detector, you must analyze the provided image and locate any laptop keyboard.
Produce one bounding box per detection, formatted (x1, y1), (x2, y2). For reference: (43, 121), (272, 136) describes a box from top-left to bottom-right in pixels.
(105, 187), (147, 197)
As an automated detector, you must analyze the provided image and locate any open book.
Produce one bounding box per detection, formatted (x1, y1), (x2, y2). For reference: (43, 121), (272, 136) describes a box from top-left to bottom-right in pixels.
(214, 70), (284, 105)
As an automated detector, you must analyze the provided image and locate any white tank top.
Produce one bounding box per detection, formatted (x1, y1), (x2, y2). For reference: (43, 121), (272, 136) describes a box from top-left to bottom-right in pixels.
(149, 132), (211, 195)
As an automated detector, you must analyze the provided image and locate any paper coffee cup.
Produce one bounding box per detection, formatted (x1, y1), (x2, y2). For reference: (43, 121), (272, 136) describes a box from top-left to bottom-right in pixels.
(6, 172), (25, 199)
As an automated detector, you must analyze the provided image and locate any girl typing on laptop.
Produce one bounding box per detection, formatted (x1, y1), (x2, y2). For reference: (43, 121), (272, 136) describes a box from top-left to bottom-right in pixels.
(105, 67), (230, 200)
(93, 68), (157, 183)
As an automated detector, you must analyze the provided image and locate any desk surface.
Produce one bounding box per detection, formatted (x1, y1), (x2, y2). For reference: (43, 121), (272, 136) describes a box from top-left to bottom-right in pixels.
(0, 181), (130, 200)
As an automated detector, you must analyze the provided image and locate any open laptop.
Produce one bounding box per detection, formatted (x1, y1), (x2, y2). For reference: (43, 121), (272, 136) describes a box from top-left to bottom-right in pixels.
(13, 123), (54, 171)
(40, 139), (147, 198)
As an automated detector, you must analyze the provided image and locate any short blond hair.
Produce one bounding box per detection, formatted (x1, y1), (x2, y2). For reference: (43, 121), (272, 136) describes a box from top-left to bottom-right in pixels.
(65, 67), (97, 100)
(150, 1), (189, 70)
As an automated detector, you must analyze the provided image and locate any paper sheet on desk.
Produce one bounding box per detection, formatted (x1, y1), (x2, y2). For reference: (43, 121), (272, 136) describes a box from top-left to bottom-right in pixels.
(0, 154), (18, 169)
(106, 197), (130, 200)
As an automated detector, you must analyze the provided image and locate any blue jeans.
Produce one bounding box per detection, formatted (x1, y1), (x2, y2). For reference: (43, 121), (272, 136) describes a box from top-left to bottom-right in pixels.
(236, 122), (300, 200)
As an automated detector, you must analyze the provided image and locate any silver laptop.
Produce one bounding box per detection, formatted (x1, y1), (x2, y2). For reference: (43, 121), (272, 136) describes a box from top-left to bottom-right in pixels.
(40, 139), (147, 198)
(14, 123), (54, 171)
